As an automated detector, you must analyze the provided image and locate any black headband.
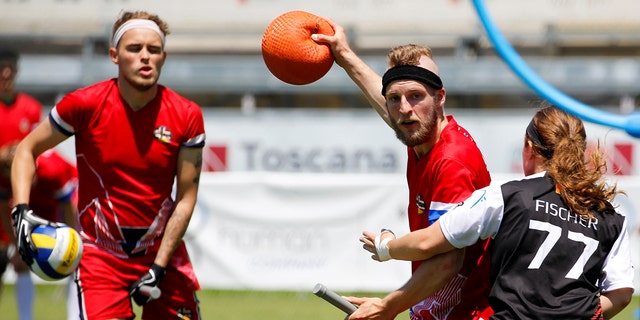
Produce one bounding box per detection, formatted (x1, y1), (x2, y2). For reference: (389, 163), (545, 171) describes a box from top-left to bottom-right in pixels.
(381, 65), (443, 96)
(526, 118), (553, 159)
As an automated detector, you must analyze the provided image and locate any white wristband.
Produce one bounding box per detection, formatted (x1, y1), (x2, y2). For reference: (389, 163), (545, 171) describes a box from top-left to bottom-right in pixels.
(374, 235), (392, 261)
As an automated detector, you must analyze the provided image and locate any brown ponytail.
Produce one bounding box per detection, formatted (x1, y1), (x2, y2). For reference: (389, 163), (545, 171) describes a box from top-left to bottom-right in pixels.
(528, 106), (619, 218)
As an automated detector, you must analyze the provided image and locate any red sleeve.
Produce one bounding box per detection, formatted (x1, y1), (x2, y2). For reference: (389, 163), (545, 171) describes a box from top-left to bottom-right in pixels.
(52, 80), (114, 135)
(52, 90), (90, 135)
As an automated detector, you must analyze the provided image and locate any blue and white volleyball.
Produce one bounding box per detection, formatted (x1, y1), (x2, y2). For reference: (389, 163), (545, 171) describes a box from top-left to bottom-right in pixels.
(29, 224), (83, 281)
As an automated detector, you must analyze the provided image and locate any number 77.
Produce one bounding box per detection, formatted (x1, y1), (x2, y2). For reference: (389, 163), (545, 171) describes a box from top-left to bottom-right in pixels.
(528, 220), (599, 279)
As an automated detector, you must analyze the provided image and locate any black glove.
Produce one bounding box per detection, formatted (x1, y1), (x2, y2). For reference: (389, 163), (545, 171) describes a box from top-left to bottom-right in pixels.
(11, 204), (54, 266)
(130, 263), (166, 306)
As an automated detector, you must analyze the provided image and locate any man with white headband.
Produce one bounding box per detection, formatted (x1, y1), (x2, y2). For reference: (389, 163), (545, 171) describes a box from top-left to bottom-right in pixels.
(313, 19), (493, 320)
(11, 11), (205, 319)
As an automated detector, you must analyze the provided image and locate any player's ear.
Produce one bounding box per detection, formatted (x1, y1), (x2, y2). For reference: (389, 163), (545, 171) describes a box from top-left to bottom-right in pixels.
(109, 47), (119, 64)
(437, 88), (446, 107)
(158, 51), (167, 66)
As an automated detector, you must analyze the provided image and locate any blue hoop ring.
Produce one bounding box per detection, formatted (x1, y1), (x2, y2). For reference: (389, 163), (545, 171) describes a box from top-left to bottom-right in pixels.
(471, 0), (640, 138)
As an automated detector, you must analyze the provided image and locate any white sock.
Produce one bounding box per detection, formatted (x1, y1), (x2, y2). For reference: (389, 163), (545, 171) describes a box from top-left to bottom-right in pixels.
(15, 272), (34, 320)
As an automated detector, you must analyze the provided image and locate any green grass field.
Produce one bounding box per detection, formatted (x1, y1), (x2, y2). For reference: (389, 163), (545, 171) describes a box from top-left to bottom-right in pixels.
(0, 284), (637, 319)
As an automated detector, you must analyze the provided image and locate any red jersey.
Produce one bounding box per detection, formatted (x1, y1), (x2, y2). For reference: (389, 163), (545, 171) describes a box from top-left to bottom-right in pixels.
(406, 116), (493, 320)
(0, 92), (42, 243)
(50, 79), (205, 259)
(0, 92), (42, 147)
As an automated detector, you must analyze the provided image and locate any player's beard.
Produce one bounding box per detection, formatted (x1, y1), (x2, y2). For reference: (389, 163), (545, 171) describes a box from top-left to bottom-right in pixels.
(390, 103), (439, 148)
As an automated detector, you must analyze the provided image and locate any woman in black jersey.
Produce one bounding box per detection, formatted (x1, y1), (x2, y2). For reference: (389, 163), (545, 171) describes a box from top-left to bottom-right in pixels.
(361, 106), (635, 319)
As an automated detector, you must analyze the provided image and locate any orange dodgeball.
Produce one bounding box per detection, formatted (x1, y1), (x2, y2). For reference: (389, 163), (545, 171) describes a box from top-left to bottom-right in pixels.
(261, 11), (335, 85)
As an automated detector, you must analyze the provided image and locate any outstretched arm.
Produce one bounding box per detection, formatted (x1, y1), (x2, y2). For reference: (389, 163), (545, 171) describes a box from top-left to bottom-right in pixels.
(312, 17), (390, 127)
(364, 187), (504, 262)
(389, 220), (457, 260)
(361, 222), (458, 262)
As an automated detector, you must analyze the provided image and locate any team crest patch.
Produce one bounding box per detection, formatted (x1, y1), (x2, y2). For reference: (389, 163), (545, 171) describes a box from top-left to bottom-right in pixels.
(416, 194), (426, 215)
(154, 126), (172, 143)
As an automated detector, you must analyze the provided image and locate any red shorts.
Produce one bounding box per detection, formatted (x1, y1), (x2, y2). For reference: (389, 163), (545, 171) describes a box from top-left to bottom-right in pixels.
(76, 241), (200, 320)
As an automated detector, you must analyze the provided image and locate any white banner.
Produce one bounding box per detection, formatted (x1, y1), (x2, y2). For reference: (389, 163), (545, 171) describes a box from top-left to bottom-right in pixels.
(185, 172), (411, 292)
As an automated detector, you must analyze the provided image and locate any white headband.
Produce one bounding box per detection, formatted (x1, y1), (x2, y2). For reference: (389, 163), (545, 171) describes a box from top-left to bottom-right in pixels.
(111, 19), (165, 48)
